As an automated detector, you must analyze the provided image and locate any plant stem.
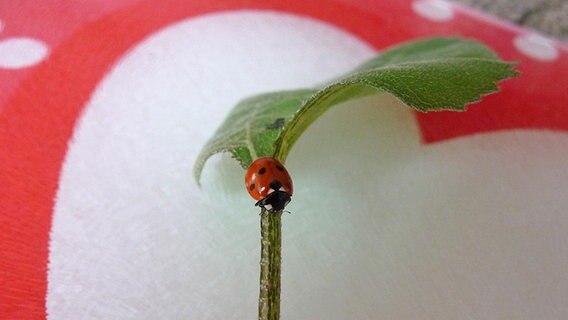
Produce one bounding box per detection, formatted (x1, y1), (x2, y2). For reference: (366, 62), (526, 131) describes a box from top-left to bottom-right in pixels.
(258, 209), (282, 320)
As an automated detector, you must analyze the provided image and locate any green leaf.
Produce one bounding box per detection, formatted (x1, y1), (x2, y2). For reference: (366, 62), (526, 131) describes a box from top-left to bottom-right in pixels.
(193, 90), (315, 173)
(351, 36), (500, 72)
(194, 37), (519, 183)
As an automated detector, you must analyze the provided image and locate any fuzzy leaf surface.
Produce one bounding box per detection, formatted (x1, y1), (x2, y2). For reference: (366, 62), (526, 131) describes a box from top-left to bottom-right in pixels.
(194, 37), (518, 182)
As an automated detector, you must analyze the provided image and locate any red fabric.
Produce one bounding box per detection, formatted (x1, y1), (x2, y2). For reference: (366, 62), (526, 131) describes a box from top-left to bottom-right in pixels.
(0, 0), (566, 318)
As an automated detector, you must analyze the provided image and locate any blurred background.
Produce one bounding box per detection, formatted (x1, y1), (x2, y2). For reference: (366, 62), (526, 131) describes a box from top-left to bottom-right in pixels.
(451, 0), (567, 42)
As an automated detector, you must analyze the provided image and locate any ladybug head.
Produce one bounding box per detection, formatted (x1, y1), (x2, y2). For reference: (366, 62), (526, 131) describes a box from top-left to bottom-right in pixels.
(255, 190), (291, 212)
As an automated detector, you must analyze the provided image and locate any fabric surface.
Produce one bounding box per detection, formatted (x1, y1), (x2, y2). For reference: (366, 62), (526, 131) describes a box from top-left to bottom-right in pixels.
(1, 0), (567, 319)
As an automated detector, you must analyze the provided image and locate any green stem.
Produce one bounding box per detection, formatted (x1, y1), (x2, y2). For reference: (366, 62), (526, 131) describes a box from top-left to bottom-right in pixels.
(258, 209), (282, 320)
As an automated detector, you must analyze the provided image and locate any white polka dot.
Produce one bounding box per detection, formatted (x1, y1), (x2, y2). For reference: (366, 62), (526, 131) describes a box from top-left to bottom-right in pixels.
(0, 37), (49, 69)
(412, 0), (454, 22)
(514, 33), (559, 62)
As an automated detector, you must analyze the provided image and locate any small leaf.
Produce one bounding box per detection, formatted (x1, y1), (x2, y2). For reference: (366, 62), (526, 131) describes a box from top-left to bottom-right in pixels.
(193, 90), (314, 180)
(352, 37), (500, 72)
(194, 37), (519, 183)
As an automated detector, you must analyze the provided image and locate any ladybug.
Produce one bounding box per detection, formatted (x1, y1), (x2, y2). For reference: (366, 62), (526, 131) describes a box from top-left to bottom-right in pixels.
(245, 157), (293, 212)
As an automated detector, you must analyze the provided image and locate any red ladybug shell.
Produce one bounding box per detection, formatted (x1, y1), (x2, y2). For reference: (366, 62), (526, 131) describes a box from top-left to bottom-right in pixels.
(245, 157), (293, 211)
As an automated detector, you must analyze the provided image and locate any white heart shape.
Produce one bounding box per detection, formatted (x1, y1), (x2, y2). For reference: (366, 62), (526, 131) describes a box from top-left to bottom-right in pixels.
(48, 10), (568, 320)
(514, 33), (559, 61)
(0, 37), (49, 69)
(412, 0), (454, 22)
(48, 11), (374, 319)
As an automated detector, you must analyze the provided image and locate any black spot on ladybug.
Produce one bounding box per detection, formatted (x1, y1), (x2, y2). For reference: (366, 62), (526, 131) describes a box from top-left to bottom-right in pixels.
(258, 167), (266, 175)
(276, 165), (285, 172)
(269, 179), (282, 191)
(266, 118), (285, 130)
(249, 183), (255, 191)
